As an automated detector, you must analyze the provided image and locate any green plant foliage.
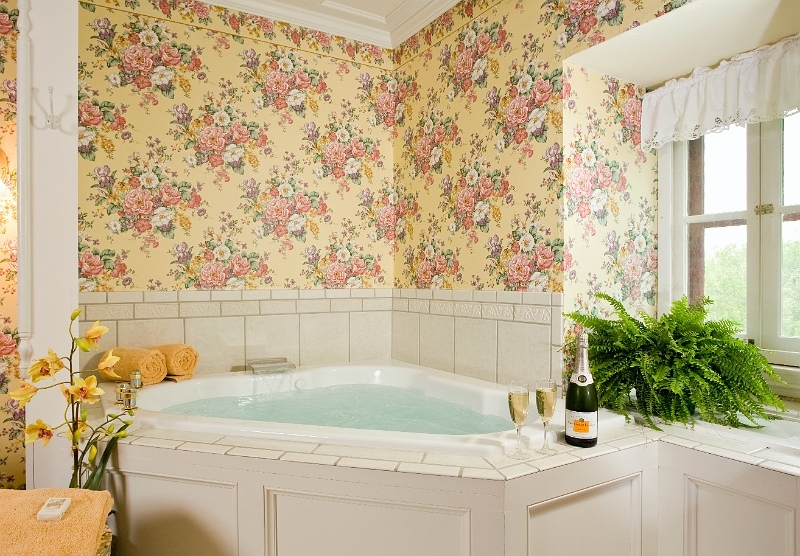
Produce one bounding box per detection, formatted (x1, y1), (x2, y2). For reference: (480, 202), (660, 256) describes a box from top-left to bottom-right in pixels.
(566, 293), (785, 430)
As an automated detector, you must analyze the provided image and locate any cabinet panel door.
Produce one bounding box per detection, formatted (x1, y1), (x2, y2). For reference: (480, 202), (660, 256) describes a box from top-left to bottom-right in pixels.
(688, 477), (795, 556)
(528, 473), (641, 556)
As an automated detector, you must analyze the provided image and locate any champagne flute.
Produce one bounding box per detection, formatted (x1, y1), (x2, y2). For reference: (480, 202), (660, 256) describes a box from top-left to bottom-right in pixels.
(508, 381), (529, 460)
(535, 378), (557, 455)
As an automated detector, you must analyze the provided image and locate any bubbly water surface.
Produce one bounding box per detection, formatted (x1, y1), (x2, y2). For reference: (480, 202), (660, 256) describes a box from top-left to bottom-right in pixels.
(162, 384), (514, 435)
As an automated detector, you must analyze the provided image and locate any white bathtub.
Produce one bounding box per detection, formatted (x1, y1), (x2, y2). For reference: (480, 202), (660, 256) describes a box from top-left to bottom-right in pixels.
(100, 360), (625, 456)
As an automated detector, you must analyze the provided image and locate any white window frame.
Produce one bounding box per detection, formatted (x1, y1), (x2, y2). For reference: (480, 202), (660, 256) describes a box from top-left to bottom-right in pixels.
(658, 121), (800, 395)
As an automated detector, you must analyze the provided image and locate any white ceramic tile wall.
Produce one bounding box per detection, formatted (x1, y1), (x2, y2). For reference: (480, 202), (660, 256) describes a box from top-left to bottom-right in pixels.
(79, 289), (564, 384)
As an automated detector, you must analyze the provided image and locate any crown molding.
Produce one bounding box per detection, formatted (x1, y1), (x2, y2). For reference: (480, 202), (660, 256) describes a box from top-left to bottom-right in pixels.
(208, 0), (458, 49)
(211, 0), (394, 48)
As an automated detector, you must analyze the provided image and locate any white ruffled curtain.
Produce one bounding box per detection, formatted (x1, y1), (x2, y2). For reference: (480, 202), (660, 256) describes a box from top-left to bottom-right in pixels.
(642, 32), (800, 150)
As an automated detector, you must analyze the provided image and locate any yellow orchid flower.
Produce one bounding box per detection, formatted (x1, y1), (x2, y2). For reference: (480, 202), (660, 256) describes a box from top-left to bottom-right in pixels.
(96, 350), (121, 380)
(64, 421), (89, 443)
(27, 349), (65, 383)
(24, 419), (53, 446)
(9, 381), (37, 407)
(82, 321), (109, 351)
(61, 375), (105, 405)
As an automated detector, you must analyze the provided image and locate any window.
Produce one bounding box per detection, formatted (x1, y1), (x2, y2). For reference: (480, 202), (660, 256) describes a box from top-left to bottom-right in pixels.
(664, 112), (800, 368)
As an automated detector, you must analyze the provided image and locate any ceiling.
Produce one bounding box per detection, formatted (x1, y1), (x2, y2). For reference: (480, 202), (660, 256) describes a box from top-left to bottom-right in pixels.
(567, 0), (800, 88)
(211, 0), (461, 48)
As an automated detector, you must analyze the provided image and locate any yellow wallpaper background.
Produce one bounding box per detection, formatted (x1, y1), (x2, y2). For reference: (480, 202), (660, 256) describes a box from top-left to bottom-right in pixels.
(77, 0), (682, 294)
(0, 0), (22, 490)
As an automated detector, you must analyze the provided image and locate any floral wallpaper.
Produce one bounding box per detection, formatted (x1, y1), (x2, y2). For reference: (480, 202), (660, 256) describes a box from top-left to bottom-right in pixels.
(78, 0), (397, 291)
(0, 0), (23, 490)
(78, 0), (685, 294)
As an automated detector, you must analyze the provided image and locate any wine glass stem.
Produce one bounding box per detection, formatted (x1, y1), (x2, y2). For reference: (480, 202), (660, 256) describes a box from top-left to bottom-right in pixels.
(516, 425), (522, 454)
(542, 421), (549, 451)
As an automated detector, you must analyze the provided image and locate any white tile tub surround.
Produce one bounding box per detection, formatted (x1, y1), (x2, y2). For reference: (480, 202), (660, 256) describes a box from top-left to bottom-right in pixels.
(391, 289), (563, 386)
(79, 289), (565, 385)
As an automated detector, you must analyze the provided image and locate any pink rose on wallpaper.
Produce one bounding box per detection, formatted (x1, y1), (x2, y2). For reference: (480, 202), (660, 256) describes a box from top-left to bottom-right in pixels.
(78, 101), (103, 127)
(294, 193), (311, 213)
(568, 0), (599, 16)
(507, 253), (532, 285)
(624, 253), (644, 284)
(265, 198), (291, 222)
(535, 244), (555, 269)
(190, 1), (210, 19)
(647, 247), (658, 271)
(597, 163), (613, 189)
(293, 69), (311, 90)
(134, 218), (152, 233)
(563, 251), (573, 271)
(476, 32), (493, 56)
(433, 124), (447, 144)
(351, 257), (366, 276)
(198, 126), (227, 152)
(579, 13), (597, 34)
(230, 254), (251, 277)
(325, 262), (348, 287)
(577, 201), (591, 218)
(505, 97), (530, 127)
(124, 188), (155, 216)
(0, 13), (14, 35)
(350, 138), (366, 158)
(455, 50), (475, 79)
(416, 260), (433, 287)
(158, 184), (182, 206)
(569, 167), (593, 199)
(456, 187), (476, 216)
(533, 80), (554, 105)
(631, 130), (641, 146)
(0, 332), (16, 356)
(123, 44), (155, 73)
(229, 121), (251, 145)
(623, 98), (642, 129)
(478, 176), (494, 199)
(377, 205), (397, 230)
(415, 135), (433, 160)
(434, 254), (447, 274)
(324, 141), (348, 166)
(376, 92), (396, 115)
(159, 43), (182, 67)
(264, 70), (290, 96)
(199, 261), (228, 288)
(79, 251), (105, 277)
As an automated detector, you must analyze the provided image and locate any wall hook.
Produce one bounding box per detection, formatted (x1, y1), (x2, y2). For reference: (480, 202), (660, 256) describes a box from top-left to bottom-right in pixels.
(45, 86), (59, 130)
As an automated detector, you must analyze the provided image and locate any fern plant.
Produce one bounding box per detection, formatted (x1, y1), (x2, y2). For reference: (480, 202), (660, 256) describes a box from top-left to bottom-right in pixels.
(566, 293), (785, 430)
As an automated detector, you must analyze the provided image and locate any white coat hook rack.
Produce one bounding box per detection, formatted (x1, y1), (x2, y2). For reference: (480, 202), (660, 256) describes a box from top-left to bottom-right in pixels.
(45, 86), (59, 130)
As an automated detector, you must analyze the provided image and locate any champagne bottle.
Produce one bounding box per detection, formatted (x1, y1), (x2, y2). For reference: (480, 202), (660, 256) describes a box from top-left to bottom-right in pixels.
(565, 332), (598, 447)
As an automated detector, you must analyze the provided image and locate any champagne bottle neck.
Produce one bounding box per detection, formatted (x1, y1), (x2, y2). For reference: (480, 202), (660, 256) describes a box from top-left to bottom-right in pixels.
(571, 332), (594, 385)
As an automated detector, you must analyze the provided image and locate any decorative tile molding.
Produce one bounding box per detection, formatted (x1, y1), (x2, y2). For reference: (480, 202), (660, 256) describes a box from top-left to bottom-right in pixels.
(453, 302), (481, 318)
(513, 305), (551, 324)
(482, 304), (513, 321)
(135, 304), (180, 319)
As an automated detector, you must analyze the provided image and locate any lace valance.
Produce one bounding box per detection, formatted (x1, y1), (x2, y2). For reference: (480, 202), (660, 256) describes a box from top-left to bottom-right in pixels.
(642, 32), (800, 150)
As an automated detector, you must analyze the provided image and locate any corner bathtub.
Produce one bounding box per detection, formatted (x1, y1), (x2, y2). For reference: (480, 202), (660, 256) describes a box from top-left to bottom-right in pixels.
(100, 360), (624, 456)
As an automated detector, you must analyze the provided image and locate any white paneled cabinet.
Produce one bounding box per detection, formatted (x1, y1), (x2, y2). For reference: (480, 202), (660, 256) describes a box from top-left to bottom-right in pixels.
(105, 440), (800, 555)
(659, 442), (799, 556)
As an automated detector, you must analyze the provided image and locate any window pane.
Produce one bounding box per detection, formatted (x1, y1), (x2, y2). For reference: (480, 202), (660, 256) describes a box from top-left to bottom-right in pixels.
(782, 214), (800, 337)
(784, 113), (800, 207)
(689, 222), (747, 330)
(688, 126), (748, 215)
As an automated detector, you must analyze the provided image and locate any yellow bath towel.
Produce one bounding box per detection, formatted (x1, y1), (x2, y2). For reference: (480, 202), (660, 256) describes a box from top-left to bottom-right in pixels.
(102, 347), (167, 386)
(148, 344), (199, 378)
(0, 487), (113, 556)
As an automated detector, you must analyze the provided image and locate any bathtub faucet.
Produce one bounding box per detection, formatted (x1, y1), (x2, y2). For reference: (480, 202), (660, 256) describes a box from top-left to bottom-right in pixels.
(247, 357), (296, 374)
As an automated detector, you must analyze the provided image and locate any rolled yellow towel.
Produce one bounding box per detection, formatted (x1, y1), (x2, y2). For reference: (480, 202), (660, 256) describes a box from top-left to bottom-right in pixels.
(102, 347), (167, 386)
(148, 344), (199, 378)
(0, 487), (113, 556)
